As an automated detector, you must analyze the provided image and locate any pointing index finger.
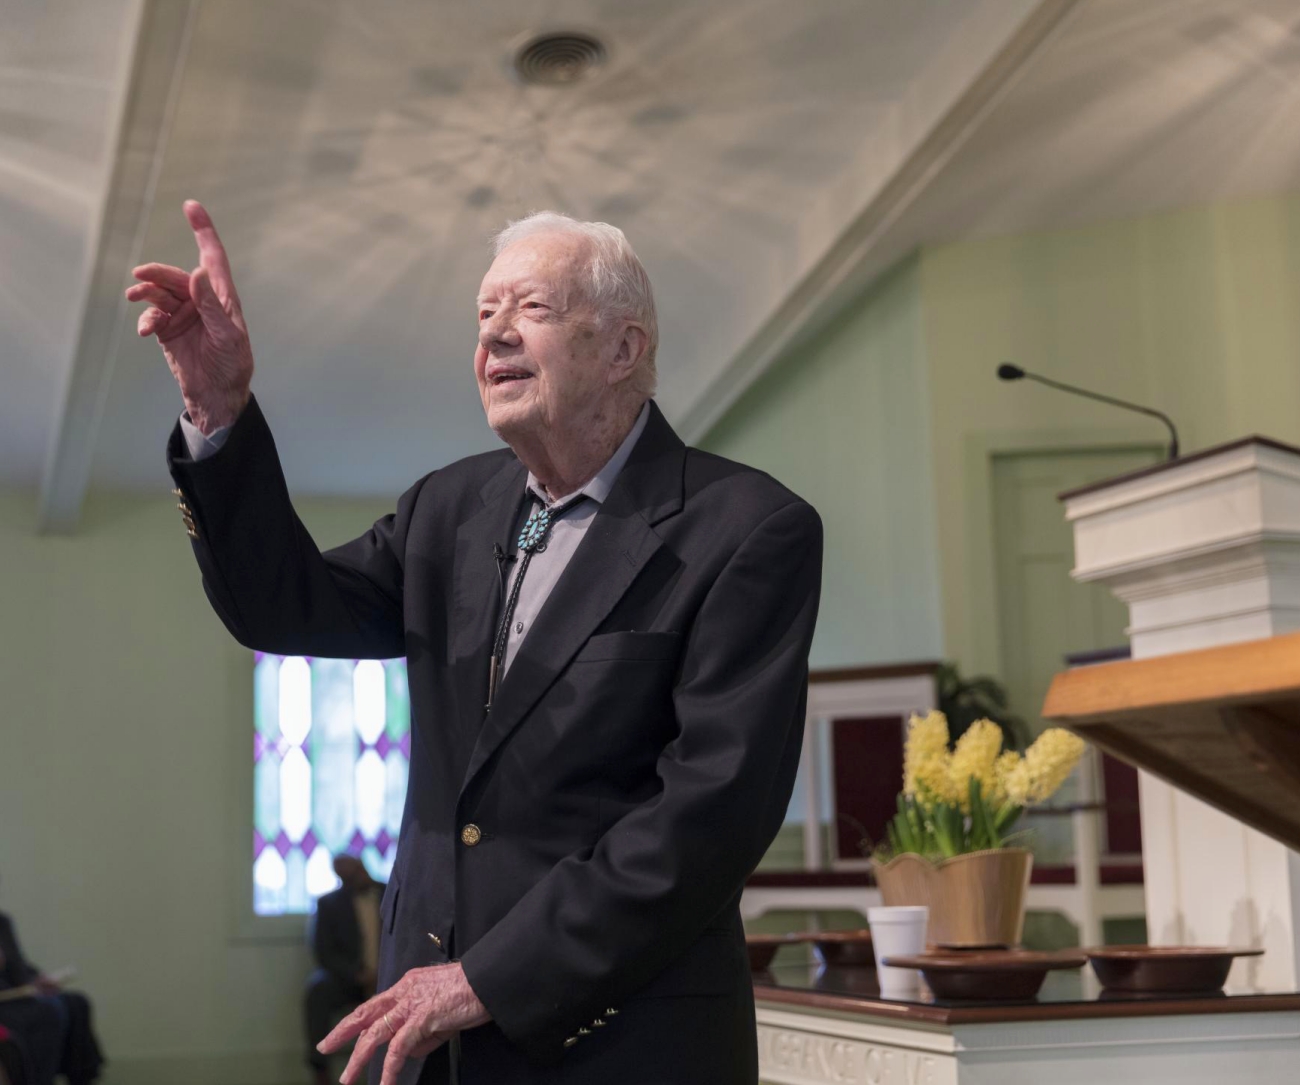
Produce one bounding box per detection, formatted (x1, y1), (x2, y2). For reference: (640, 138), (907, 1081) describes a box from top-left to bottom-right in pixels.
(182, 199), (239, 308)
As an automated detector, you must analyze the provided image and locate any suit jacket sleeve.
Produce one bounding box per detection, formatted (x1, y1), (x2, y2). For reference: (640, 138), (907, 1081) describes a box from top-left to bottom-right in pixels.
(166, 395), (425, 659)
(459, 498), (823, 1059)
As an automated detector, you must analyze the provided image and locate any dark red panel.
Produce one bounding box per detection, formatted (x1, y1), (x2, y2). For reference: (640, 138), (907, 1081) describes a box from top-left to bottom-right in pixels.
(830, 715), (906, 861)
(1101, 753), (1143, 855)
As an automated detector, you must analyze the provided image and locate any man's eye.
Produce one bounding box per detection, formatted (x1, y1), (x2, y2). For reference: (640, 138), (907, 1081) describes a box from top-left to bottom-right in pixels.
(523, 302), (544, 310)
(479, 309), (493, 321)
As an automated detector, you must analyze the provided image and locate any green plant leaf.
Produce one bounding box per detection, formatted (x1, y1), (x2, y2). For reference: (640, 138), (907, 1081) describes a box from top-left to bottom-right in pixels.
(994, 802), (1023, 834)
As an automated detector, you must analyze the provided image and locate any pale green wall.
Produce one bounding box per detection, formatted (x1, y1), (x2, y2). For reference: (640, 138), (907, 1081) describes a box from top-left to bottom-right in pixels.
(700, 191), (1300, 680)
(701, 256), (946, 667)
(0, 489), (391, 1084)
(920, 191), (1300, 673)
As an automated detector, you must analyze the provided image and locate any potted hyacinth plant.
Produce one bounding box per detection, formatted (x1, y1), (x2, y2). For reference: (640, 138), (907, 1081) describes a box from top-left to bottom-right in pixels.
(871, 711), (1086, 948)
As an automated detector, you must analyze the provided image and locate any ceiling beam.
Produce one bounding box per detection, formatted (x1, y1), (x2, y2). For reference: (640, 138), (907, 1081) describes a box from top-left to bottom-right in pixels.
(677, 0), (1083, 446)
(36, 0), (200, 533)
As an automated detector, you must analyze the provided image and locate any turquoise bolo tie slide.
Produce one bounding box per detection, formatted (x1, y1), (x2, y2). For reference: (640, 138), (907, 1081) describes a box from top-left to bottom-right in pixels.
(517, 503), (553, 553)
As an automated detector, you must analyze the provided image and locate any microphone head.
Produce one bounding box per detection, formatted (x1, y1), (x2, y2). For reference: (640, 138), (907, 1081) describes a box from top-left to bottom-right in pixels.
(997, 363), (1025, 381)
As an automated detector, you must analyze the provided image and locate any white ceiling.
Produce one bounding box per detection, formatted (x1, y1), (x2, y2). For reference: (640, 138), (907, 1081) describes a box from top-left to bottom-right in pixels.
(6, 0), (1300, 517)
(900, 0), (1300, 239)
(1, 0), (139, 497)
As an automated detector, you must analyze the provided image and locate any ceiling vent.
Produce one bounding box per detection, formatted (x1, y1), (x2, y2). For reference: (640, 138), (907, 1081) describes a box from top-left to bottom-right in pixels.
(513, 31), (607, 86)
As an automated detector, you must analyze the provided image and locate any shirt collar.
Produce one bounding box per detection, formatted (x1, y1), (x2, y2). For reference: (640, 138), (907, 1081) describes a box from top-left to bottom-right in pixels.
(526, 401), (651, 508)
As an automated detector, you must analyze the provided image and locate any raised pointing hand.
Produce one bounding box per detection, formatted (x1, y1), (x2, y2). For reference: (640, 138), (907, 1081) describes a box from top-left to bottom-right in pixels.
(126, 200), (254, 434)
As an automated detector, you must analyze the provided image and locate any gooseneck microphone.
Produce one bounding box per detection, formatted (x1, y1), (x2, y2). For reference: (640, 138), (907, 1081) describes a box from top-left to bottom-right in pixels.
(997, 363), (1180, 460)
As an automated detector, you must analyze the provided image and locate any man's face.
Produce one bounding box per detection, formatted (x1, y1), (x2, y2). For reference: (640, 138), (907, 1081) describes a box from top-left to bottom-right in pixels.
(474, 232), (618, 439)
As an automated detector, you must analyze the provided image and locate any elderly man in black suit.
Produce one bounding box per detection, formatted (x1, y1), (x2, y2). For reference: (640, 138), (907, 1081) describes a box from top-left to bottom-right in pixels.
(306, 856), (385, 1085)
(129, 202), (822, 1085)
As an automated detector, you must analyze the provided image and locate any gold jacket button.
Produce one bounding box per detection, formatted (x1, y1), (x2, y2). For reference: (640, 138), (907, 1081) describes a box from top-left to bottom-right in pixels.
(563, 1036), (579, 1048)
(460, 823), (483, 846)
(428, 932), (443, 948)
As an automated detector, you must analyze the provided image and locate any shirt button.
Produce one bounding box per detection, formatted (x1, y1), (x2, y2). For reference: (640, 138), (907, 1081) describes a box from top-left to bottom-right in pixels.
(460, 824), (483, 847)
(515, 621), (524, 634)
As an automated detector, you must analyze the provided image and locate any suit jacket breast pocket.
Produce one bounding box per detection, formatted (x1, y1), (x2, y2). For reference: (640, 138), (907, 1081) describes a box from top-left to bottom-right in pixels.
(571, 630), (682, 664)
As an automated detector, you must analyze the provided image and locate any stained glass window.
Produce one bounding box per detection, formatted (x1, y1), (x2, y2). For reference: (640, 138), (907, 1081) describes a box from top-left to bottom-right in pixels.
(252, 653), (411, 916)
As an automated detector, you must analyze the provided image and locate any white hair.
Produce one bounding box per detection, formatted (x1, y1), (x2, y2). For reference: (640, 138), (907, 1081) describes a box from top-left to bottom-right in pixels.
(492, 211), (658, 398)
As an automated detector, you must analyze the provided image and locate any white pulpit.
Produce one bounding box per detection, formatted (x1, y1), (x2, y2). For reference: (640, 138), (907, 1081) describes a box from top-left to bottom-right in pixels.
(1051, 436), (1300, 990)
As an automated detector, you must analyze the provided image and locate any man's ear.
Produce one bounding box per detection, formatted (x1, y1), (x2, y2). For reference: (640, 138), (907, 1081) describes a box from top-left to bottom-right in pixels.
(608, 322), (649, 385)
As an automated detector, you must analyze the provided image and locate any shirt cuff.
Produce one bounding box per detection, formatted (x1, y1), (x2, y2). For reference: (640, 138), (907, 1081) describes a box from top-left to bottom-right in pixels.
(179, 411), (232, 461)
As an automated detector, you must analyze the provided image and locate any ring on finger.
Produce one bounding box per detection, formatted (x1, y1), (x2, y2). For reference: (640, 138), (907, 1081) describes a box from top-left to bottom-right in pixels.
(383, 1012), (396, 1038)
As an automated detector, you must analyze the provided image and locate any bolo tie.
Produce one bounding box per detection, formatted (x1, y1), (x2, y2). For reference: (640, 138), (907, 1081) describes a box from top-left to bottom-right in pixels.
(486, 491), (586, 710)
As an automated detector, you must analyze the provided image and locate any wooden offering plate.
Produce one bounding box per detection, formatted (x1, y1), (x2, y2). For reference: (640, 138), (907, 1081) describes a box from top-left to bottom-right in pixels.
(884, 949), (1087, 1000)
(811, 929), (875, 968)
(1086, 946), (1263, 994)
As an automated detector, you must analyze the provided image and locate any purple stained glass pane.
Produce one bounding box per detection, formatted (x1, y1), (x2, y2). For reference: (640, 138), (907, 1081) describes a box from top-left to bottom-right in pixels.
(253, 829), (266, 856)
(254, 733), (266, 762)
(399, 732), (411, 759)
(348, 830), (366, 855)
(301, 828), (318, 855)
(274, 830), (293, 858)
(376, 829), (392, 854)
(375, 733), (392, 758)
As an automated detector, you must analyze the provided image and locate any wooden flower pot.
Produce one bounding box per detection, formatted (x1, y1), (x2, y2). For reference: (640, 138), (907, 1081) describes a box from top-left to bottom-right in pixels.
(873, 848), (1033, 948)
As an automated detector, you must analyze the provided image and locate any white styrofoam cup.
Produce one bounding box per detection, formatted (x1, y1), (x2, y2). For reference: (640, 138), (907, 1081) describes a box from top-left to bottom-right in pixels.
(867, 905), (929, 999)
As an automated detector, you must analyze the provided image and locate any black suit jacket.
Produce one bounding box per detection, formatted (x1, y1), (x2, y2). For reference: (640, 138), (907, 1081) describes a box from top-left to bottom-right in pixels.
(0, 913), (38, 991)
(167, 397), (822, 1084)
(311, 884), (384, 986)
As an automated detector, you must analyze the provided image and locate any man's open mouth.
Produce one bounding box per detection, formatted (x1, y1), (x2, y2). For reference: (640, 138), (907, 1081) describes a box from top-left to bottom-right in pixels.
(489, 370), (533, 385)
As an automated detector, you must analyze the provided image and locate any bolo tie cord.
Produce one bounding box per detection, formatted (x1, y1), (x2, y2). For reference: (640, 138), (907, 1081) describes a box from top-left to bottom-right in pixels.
(485, 493), (585, 709)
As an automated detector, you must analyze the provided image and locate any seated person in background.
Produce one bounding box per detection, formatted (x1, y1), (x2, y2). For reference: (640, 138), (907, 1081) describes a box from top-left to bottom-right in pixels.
(0, 904), (103, 1085)
(0, 1022), (35, 1085)
(306, 857), (384, 1085)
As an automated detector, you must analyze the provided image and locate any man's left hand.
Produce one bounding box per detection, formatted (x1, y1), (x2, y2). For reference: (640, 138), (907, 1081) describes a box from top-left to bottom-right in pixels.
(319, 962), (491, 1085)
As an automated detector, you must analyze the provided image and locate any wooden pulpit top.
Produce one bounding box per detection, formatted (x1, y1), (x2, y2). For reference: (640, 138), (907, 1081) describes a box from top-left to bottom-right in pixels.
(1043, 631), (1300, 852)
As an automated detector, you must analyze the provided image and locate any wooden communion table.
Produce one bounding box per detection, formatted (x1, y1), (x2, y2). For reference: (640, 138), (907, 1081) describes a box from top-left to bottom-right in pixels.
(754, 963), (1300, 1084)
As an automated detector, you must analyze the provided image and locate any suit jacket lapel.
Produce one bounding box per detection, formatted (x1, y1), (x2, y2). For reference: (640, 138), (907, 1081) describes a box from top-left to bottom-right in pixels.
(460, 401), (686, 792)
(449, 458), (527, 723)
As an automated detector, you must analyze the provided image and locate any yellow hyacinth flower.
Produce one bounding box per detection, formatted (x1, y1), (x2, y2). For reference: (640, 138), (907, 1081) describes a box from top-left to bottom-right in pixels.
(948, 718), (1003, 812)
(903, 710), (955, 807)
(1021, 728), (1086, 804)
(991, 749), (1024, 807)
(999, 750), (1033, 807)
